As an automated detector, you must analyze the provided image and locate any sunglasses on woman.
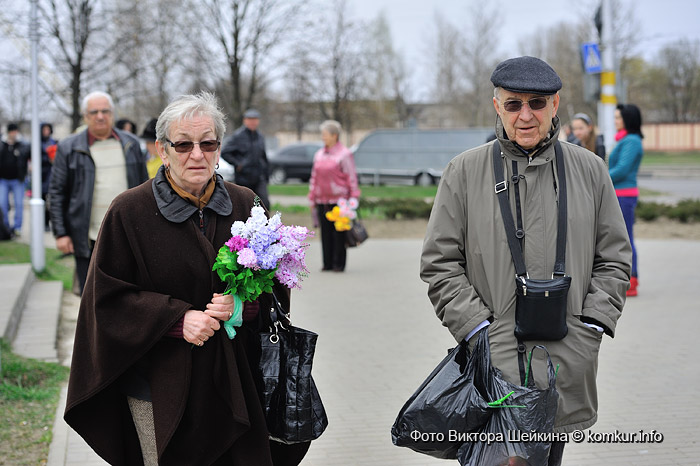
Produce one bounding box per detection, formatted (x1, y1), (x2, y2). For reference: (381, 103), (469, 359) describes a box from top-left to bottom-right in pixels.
(502, 97), (549, 113)
(165, 139), (220, 153)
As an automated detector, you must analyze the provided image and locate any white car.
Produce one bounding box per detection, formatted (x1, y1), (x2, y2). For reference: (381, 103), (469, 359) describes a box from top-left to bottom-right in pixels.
(217, 157), (236, 182)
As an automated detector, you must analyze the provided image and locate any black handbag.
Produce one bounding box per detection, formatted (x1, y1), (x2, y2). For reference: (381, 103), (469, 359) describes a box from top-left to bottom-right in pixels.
(492, 140), (570, 343)
(391, 333), (491, 459)
(345, 219), (368, 247)
(257, 292), (328, 444)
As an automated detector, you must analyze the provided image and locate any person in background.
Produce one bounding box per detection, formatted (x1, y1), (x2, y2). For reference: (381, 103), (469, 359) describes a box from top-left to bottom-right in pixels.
(40, 123), (57, 231)
(308, 120), (361, 272)
(608, 103), (644, 297)
(49, 91), (148, 294)
(0, 123), (31, 237)
(116, 118), (137, 134)
(140, 118), (162, 178)
(563, 122), (579, 144)
(220, 109), (270, 208)
(571, 113), (606, 161)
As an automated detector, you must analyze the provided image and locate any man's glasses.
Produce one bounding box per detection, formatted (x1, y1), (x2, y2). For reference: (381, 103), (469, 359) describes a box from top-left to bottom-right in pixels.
(87, 109), (112, 116)
(165, 139), (220, 153)
(502, 97), (549, 113)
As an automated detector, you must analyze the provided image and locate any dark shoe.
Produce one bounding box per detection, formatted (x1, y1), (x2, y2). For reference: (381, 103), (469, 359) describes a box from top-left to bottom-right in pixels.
(332, 267), (344, 272)
(626, 277), (638, 297)
(321, 267), (332, 272)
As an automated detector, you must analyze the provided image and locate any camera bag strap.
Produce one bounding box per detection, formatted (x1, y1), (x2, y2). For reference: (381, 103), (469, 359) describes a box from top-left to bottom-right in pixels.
(492, 140), (567, 385)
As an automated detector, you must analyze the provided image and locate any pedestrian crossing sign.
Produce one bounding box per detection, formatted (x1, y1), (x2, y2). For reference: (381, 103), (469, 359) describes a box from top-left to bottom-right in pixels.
(581, 42), (602, 74)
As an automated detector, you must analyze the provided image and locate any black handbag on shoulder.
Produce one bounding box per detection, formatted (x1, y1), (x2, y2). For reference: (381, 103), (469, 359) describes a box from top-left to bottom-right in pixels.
(257, 292), (328, 444)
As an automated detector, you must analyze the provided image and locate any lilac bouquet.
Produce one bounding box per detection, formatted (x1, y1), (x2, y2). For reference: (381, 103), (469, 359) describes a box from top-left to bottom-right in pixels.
(213, 200), (313, 338)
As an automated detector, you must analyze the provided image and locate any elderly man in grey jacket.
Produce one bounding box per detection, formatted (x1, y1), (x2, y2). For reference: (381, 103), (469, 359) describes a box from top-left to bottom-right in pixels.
(420, 56), (631, 465)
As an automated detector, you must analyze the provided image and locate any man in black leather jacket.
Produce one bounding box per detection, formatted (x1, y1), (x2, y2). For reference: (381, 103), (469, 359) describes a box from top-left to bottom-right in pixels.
(0, 123), (31, 236)
(49, 91), (147, 294)
(220, 109), (270, 208)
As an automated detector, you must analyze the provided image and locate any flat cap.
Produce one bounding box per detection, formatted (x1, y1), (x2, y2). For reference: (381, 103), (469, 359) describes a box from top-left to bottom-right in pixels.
(243, 108), (261, 119)
(491, 56), (562, 95)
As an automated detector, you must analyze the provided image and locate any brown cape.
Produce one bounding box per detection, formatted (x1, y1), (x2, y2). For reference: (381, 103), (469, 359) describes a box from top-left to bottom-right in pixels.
(65, 176), (284, 465)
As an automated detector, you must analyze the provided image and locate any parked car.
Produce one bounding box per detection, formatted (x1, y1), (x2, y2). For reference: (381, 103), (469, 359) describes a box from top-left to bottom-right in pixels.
(216, 157), (236, 182)
(267, 142), (323, 184)
(352, 128), (493, 186)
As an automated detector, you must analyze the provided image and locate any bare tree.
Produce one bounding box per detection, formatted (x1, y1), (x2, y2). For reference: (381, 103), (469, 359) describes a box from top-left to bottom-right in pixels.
(204, 0), (304, 127)
(285, 42), (317, 140)
(430, 11), (464, 104)
(460, 2), (500, 126)
(316, 0), (364, 135)
(35, 0), (122, 130)
(106, 0), (197, 122)
(656, 39), (700, 122)
(359, 11), (412, 128)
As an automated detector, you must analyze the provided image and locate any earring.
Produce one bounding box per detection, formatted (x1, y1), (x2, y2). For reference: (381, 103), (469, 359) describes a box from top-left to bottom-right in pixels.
(216, 163), (219, 169)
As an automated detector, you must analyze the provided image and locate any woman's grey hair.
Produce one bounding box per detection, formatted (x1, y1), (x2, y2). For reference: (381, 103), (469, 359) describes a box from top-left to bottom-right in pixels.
(81, 91), (114, 114)
(156, 92), (226, 145)
(319, 120), (342, 137)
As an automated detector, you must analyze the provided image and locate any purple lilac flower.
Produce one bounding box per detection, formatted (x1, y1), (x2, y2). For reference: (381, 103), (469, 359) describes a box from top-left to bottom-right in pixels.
(237, 248), (258, 269)
(226, 235), (249, 252)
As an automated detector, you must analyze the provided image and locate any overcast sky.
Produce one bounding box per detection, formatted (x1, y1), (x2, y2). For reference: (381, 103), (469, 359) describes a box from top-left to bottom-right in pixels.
(348, 0), (700, 99)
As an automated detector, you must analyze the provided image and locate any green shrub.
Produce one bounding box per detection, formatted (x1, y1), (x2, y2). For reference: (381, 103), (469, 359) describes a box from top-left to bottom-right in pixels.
(668, 199), (700, 223)
(358, 197), (433, 220)
(635, 201), (667, 221)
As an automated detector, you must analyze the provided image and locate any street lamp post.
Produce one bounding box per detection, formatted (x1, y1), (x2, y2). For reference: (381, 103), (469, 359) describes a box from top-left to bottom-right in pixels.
(29, 0), (45, 272)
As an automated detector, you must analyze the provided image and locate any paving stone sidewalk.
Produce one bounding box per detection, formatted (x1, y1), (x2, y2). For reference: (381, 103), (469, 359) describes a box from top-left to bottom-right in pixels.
(48, 238), (699, 465)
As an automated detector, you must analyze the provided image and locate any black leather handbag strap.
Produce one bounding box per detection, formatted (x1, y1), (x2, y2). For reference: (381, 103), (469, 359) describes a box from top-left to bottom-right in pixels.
(492, 140), (567, 277)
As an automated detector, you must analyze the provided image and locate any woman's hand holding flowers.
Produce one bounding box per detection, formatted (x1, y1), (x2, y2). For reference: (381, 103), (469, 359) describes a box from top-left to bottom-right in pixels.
(183, 293), (234, 346)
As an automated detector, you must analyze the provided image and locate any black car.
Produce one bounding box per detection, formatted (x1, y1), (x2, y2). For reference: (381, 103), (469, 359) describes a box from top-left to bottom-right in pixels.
(268, 142), (322, 184)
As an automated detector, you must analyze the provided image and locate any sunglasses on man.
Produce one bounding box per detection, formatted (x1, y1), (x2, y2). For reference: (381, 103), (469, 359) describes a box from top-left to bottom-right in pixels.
(502, 96), (549, 113)
(165, 139), (221, 153)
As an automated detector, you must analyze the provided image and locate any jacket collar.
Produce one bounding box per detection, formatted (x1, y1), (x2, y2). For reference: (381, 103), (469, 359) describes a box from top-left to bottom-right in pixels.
(151, 165), (232, 223)
(495, 115), (561, 165)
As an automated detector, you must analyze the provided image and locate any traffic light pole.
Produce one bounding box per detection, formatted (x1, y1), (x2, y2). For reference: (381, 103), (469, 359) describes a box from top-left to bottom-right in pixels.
(599, 0), (617, 155)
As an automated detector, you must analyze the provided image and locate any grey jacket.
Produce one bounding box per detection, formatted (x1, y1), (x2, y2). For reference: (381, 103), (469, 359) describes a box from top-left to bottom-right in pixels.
(420, 116), (631, 432)
(48, 128), (147, 257)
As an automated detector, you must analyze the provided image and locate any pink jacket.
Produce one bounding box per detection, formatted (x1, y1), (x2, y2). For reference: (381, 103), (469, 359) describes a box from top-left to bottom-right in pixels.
(308, 142), (361, 205)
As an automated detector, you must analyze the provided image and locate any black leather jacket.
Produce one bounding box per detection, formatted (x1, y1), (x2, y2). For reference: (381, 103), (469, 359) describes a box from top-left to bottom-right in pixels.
(220, 125), (268, 187)
(0, 140), (31, 181)
(48, 128), (147, 257)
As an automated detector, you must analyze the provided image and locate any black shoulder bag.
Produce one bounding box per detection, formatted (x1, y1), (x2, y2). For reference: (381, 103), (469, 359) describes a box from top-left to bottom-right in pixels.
(492, 141), (571, 381)
(257, 292), (329, 444)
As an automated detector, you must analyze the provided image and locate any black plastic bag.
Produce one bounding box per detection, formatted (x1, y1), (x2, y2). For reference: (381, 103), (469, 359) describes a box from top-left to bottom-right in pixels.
(391, 331), (492, 459)
(458, 343), (559, 466)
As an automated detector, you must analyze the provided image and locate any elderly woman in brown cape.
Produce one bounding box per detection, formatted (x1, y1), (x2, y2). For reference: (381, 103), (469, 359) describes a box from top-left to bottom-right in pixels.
(64, 93), (308, 465)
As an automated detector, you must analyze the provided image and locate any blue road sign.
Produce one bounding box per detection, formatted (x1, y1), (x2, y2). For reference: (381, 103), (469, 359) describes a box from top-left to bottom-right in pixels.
(581, 42), (602, 74)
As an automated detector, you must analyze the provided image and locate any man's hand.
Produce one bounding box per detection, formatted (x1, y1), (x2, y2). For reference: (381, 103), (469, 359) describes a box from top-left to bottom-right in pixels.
(56, 236), (74, 255)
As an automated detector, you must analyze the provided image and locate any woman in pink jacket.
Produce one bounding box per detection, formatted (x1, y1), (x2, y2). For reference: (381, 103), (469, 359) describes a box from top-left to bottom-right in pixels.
(308, 120), (361, 272)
